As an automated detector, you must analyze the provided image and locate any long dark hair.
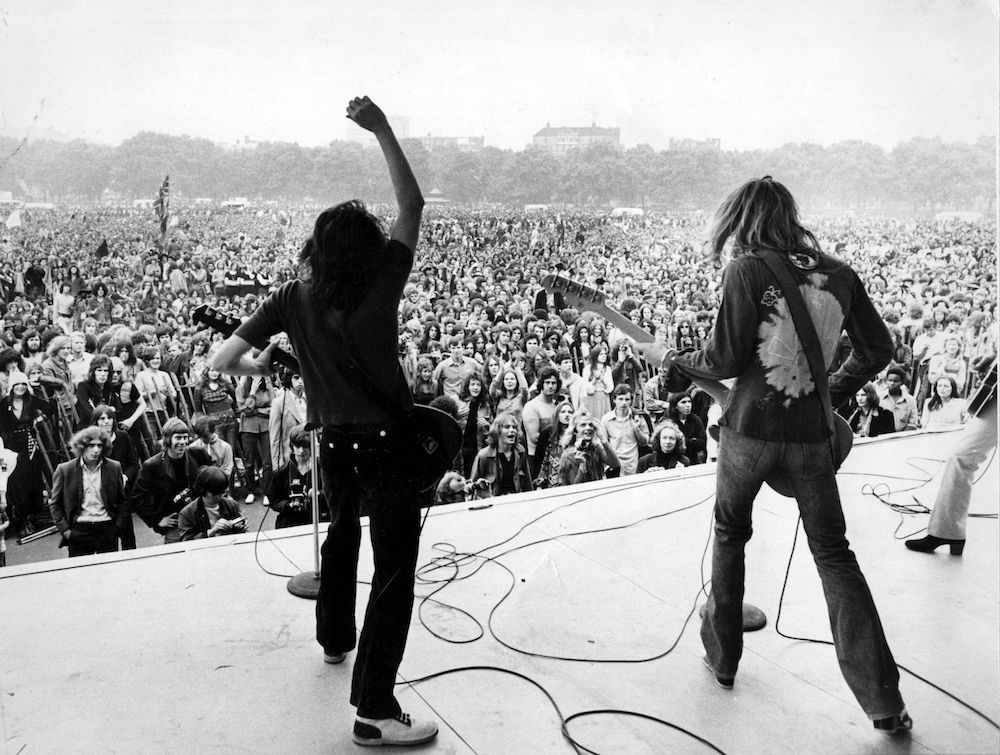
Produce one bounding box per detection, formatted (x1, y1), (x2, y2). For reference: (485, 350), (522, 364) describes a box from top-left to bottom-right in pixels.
(298, 200), (387, 311)
(927, 376), (958, 412)
(707, 176), (821, 263)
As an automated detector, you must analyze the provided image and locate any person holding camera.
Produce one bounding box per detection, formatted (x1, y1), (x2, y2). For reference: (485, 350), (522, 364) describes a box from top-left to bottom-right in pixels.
(558, 410), (620, 485)
(266, 424), (327, 529)
(177, 466), (247, 540)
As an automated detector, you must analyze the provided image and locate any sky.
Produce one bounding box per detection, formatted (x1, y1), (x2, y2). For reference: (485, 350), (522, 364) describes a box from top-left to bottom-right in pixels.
(0, 0), (997, 152)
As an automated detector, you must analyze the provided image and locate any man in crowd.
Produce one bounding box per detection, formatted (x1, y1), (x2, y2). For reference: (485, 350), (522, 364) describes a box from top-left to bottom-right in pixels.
(433, 334), (478, 400)
(878, 366), (919, 432)
(521, 365), (562, 469)
(49, 426), (127, 557)
(601, 384), (650, 476)
(131, 418), (201, 544)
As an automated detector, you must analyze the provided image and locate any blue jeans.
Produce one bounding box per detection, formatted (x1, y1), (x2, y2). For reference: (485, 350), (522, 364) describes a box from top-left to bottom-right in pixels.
(702, 427), (904, 719)
(316, 425), (421, 720)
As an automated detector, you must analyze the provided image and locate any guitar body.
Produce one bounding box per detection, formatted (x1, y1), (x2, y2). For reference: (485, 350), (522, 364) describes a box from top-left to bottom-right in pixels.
(541, 275), (854, 498)
(193, 304), (462, 494)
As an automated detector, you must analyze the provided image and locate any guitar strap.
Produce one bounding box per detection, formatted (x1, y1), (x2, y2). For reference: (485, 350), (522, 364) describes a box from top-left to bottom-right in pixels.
(757, 249), (839, 467)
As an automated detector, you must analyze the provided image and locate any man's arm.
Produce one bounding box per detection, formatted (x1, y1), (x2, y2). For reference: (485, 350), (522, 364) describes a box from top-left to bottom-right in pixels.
(828, 269), (893, 409)
(211, 335), (277, 378)
(346, 96), (424, 252)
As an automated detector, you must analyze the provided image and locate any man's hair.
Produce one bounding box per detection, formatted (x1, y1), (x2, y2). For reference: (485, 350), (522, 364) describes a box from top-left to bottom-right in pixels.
(885, 365), (908, 382)
(299, 200), (387, 311)
(192, 416), (216, 438)
(707, 176), (821, 263)
(160, 418), (190, 443)
(288, 424), (310, 449)
(193, 466), (229, 496)
(535, 365), (561, 392)
(611, 383), (632, 399)
(554, 350), (572, 365)
(69, 426), (111, 457)
(485, 412), (521, 448)
(91, 403), (117, 423)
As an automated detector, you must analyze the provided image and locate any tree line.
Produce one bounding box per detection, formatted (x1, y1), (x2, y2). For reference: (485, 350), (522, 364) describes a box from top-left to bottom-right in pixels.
(0, 131), (994, 212)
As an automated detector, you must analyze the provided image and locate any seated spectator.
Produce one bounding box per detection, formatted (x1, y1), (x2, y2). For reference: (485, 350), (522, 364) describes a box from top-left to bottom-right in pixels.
(921, 376), (967, 431)
(266, 425), (327, 529)
(847, 382), (896, 438)
(177, 466), (246, 541)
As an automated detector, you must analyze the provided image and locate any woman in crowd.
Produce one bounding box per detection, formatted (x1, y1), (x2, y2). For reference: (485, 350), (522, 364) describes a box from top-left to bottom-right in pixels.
(638, 421), (690, 472)
(113, 339), (142, 382)
(134, 347), (178, 445)
(847, 382), (896, 438)
(569, 321), (591, 374)
(921, 376), (968, 431)
(668, 390), (707, 465)
(75, 353), (116, 428)
(558, 410), (619, 486)
(84, 282), (113, 327)
(533, 398), (574, 489)
(468, 412), (534, 499)
(0, 348), (25, 398)
(457, 372), (493, 478)
(193, 367), (240, 456)
(0, 370), (55, 535)
(580, 343), (614, 418)
(927, 335), (968, 397)
(490, 366), (529, 422)
(410, 357), (438, 405)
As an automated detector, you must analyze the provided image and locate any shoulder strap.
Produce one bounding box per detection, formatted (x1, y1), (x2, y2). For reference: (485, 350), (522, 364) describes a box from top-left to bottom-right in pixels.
(757, 250), (838, 459)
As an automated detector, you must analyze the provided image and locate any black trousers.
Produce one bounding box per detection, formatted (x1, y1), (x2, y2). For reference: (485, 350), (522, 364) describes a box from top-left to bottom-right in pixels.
(67, 521), (119, 558)
(315, 425), (421, 720)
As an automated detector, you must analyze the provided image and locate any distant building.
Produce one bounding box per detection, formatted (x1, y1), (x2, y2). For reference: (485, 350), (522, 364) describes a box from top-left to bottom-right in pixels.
(417, 135), (484, 152)
(668, 137), (721, 151)
(532, 123), (621, 155)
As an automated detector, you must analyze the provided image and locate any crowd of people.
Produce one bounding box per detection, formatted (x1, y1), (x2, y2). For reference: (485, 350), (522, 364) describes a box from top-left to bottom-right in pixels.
(0, 203), (995, 560)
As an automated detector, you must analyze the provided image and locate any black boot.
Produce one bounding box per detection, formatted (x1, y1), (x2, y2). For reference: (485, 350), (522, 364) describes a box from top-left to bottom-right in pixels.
(905, 534), (965, 555)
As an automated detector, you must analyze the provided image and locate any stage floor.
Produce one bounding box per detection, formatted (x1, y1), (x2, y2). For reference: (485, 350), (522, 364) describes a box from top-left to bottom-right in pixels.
(1, 429), (997, 754)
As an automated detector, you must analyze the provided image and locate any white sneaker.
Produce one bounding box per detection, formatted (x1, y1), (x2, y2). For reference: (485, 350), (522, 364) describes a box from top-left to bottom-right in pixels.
(353, 712), (438, 747)
(244, 493), (255, 504)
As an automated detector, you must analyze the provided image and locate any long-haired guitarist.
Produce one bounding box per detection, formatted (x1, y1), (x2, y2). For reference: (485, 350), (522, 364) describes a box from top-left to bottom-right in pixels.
(212, 97), (438, 748)
(637, 177), (911, 735)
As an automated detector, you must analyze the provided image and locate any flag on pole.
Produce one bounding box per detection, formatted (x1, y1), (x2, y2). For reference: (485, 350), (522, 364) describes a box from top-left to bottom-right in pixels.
(95, 239), (109, 258)
(4, 209), (21, 229)
(153, 175), (170, 233)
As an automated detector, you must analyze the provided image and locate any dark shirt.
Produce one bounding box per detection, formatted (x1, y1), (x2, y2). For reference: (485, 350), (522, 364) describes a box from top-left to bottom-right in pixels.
(236, 240), (413, 426)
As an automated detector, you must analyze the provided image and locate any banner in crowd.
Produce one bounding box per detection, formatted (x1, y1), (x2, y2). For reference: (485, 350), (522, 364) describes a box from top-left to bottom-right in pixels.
(153, 175), (170, 234)
(4, 209), (21, 229)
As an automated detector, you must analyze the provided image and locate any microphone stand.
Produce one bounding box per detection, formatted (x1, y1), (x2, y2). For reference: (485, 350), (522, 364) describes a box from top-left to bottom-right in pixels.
(287, 428), (322, 599)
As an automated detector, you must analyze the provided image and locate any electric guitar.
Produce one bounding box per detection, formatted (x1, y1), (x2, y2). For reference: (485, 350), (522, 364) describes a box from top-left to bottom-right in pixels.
(966, 358), (997, 417)
(193, 305), (462, 493)
(541, 275), (854, 497)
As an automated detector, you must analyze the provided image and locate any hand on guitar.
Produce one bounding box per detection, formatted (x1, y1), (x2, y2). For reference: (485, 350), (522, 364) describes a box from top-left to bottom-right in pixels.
(632, 334), (674, 369)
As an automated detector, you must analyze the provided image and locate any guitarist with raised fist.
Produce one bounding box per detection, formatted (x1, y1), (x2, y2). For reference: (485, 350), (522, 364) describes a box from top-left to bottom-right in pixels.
(635, 177), (911, 736)
(212, 96), (438, 748)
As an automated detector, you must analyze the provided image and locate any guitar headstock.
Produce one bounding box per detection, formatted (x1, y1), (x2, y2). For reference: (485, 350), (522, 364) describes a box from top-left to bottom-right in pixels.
(192, 304), (243, 338)
(540, 274), (607, 309)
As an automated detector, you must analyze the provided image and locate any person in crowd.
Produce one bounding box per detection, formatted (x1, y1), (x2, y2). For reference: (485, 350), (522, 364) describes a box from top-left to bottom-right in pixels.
(266, 424), (327, 529)
(611, 339), (646, 410)
(409, 357), (438, 405)
(553, 349), (584, 407)
(236, 373), (273, 504)
(75, 354), (116, 428)
(457, 371), (493, 478)
(580, 342), (614, 418)
(209, 96), (438, 746)
(644, 176), (910, 733)
(188, 415), (235, 482)
(521, 365), (563, 467)
(489, 364), (529, 422)
(668, 390), (707, 465)
(558, 409), (620, 485)
(642, 356), (674, 424)
(0, 370), (54, 535)
(468, 412), (534, 498)
(18, 329), (47, 371)
(177, 466), (246, 541)
(134, 347), (177, 437)
(39, 335), (77, 425)
(269, 369), (307, 471)
(91, 403), (139, 549)
(601, 384), (650, 476)
(432, 334), (479, 401)
(878, 366), (919, 432)
(192, 367), (240, 460)
(638, 421), (690, 472)
(0, 347), (25, 398)
(907, 353), (996, 556)
(53, 282), (75, 332)
(926, 335), (968, 397)
(921, 376), (967, 431)
(67, 332), (94, 386)
(533, 399), (575, 489)
(48, 426), (127, 558)
(847, 382), (896, 438)
(131, 418), (201, 544)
